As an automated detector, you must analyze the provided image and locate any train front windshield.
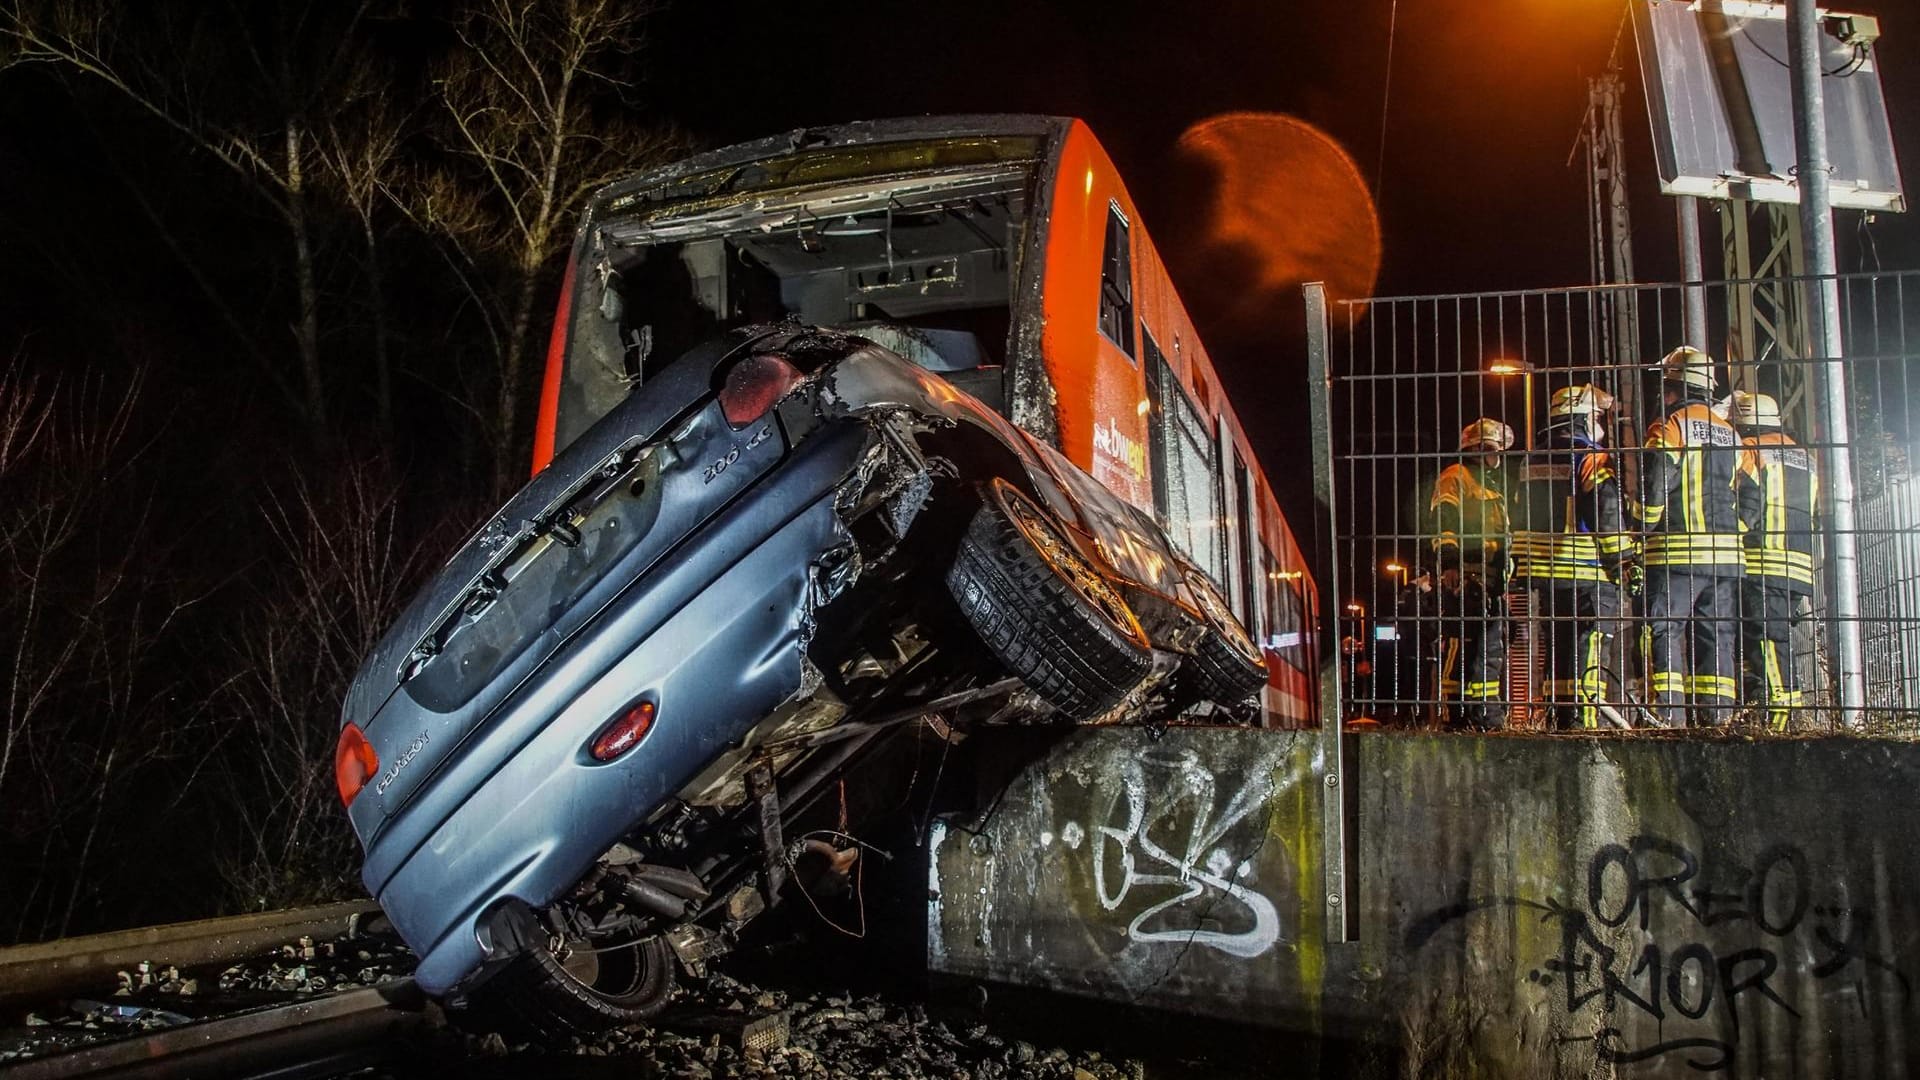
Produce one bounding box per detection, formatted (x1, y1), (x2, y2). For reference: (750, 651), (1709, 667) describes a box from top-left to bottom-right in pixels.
(553, 137), (1045, 450)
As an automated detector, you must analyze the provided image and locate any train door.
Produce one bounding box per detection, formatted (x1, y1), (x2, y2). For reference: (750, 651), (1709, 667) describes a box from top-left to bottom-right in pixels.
(1143, 332), (1226, 588)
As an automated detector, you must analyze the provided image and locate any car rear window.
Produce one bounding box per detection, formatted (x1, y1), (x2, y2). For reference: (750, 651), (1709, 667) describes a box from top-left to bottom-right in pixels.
(405, 449), (666, 713)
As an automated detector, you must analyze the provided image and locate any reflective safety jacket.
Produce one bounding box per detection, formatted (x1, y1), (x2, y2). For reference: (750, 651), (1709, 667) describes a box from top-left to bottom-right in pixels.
(1737, 430), (1818, 589)
(1431, 462), (1508, 572)
(1509, 420), (1633, 582)
(1638, 399), (1746, 569)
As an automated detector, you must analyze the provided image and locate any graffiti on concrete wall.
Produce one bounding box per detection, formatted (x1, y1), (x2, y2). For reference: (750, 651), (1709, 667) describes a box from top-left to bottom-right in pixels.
(1053, 747), (1289, 960)
(1408, 833), (1912, 1072)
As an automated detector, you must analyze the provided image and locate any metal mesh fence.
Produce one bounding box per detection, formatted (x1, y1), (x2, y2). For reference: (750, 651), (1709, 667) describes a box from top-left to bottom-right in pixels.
(1317, 272), (1920, 734)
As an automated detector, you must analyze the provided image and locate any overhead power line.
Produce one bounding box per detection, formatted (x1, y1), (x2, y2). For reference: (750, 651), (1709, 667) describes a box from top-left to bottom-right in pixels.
(1373, 0), (1397, 203)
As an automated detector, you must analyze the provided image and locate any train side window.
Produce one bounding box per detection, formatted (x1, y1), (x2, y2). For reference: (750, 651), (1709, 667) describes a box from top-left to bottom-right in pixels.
(1146, 334), (1225, 586)
(1097, 203), (1135, 358)
(1145, 333), (1168, 516)
(1232, 446), (1258, 625)
(1261, 547), (1308, 673)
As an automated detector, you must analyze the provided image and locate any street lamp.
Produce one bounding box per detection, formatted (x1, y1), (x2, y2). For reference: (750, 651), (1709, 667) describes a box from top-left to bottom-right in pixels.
(1383, 561), (1408, 587)
(1486, 358), (1535, 451)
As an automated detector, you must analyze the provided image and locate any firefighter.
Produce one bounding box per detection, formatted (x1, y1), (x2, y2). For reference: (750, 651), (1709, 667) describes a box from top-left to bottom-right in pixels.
(1510, 385), (1633, 729)
(1730, 391), (1818, 730)
(1375, 567), (1437, 726)
(1431, 418), (1513, 730)
(1636, 347), (1745, 727)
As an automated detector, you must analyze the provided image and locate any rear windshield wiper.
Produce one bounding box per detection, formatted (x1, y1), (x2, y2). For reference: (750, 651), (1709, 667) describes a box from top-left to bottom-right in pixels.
(400, 442), (656, 683)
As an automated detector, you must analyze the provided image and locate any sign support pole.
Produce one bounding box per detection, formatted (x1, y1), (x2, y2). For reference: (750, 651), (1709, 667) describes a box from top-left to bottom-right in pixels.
(1787, 0), (1865, 725)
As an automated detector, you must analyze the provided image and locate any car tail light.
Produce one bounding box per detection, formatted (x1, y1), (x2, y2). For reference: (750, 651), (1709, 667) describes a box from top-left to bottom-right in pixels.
(591, 700), (656, 762)
(335, 722), (380, 807)
(719, 353), (803, 428)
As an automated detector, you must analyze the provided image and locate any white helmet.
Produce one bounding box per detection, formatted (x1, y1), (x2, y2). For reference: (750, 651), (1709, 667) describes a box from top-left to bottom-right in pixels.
(1549, 384), (1615, 418)
(1729, 391), (1782, 429)
(1459, 418), (1515, 452)
(1659, 346), (1718, 392)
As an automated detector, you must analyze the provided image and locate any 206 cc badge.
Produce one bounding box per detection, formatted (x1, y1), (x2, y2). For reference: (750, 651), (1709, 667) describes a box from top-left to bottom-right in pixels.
(703, 426), (774, 485)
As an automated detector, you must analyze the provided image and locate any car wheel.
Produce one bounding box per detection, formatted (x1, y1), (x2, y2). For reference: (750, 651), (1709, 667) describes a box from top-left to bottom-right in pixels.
(1182, 566), (1269, 707)
(487, 931), (676, 1040)
(945, 478), (1153, 720)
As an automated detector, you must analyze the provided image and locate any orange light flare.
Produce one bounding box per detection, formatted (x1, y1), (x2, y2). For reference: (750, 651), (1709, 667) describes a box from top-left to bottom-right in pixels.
(1170, 112), (1382, 331)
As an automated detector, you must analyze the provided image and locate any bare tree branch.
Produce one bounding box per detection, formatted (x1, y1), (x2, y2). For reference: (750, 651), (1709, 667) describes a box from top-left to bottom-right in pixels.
(318, 75), (409, 437)
(0, 0), (385, 437)
(425, 0), (685, 493)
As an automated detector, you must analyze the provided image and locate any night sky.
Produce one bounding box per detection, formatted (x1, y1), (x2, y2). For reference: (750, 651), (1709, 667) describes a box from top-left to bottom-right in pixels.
(647, 0), (1920, 519)
(650, 0), (1920, 292)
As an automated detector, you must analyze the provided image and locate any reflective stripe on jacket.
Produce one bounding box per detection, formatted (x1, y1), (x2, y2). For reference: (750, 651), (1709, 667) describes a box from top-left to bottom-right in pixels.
(1430, 462), (1508, 570)
(1737, 430), (1818, 588)
(1510, 420), (1634, 582)
(1638, 400), (1746, 568)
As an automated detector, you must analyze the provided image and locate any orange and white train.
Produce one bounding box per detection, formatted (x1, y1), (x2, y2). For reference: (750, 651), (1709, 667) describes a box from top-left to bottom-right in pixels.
(532, 116), (1319, 725)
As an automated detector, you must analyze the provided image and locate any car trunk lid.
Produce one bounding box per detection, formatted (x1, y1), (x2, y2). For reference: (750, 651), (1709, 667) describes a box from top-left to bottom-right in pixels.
(340, 332), (794, 835)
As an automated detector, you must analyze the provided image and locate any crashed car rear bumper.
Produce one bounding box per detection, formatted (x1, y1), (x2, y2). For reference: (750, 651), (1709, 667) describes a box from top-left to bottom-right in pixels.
(367, 422), (873, 998)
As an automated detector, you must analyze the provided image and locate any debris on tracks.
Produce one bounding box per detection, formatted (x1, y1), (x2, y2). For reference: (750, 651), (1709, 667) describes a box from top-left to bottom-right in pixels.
(447, 971), (1144, 1080)
(0, 924), (417, 1067)
(215, 933), (416, 994)
(11, 929), (1157, 1077)
(2, 997), (199, 1065)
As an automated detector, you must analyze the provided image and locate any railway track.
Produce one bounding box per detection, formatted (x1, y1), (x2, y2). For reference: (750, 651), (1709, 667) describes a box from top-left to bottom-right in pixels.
(2, 980), (438, 1080)
(0, 903), (438, 1079)
(0, 902), (382, 1007)
(0, 904), (1224, 1079)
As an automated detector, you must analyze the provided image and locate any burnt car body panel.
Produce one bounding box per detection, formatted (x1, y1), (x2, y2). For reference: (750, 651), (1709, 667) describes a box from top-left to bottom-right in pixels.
(818, 347), (1190, 614)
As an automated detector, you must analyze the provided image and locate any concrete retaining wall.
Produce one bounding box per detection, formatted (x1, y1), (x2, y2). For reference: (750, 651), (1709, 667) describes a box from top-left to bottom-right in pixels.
(928, 729), (1920, 1078)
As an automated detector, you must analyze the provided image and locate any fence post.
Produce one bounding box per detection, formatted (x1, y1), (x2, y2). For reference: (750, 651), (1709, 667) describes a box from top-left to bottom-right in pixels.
(1787, 0), (1866, 726)
(1304, 281), (1354, 941)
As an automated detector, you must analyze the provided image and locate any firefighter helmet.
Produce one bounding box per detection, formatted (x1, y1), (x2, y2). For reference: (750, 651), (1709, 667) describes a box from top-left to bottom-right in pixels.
(1729, 391), (1783, 429)
(1459, 418), (1515, 452)
(1659, 346), (1718, 392)
(1549, 384), (1615, 417)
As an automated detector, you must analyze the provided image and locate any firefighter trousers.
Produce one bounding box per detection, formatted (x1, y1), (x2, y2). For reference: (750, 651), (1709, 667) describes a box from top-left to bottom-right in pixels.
(1644, 566), (1739, 727)
(1372, 622), (1432, 725)
(1741, 578), (1808, 731)
(1436, 575), (1507, 730)
(1520, 579), (1622, 730)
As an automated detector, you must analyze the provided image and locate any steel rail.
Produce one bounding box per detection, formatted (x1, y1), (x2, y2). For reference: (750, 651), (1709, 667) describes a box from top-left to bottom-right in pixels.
(0, 901), (382, 1005)
(4, 979), (438, 1080)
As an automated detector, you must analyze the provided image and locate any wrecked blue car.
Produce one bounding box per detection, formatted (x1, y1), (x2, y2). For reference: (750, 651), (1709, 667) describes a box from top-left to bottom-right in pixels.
(336, 118), (1266, 1038)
